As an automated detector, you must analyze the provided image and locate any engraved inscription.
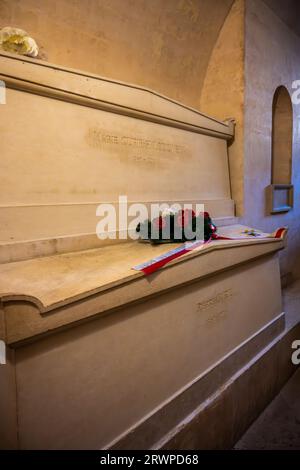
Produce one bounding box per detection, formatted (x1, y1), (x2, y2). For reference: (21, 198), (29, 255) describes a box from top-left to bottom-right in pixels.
(197, 289), (233, 312)
(196, 289), (233, 327)
(205, 310), (226, 326)
(86, 127), (189, 159)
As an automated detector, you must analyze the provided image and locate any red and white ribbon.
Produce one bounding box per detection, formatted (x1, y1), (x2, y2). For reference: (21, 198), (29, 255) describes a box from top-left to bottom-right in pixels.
(133, 227), (287, 276)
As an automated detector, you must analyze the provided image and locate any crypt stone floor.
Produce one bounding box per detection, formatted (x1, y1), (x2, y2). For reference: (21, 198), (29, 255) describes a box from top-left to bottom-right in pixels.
(234, 280), (300, 450)
(234, 367), (300, 450)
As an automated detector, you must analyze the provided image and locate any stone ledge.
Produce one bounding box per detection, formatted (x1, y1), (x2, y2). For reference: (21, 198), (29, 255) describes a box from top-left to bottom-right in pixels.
(0, 51), (234, 140)
(0, 236), (283, 345)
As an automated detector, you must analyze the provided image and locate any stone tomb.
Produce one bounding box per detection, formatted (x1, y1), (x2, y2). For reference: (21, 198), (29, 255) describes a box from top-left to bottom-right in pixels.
(0, 52), (285, 449)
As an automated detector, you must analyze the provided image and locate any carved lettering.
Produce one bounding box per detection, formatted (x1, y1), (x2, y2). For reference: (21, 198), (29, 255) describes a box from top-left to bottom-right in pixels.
(86, 128), (188, 155)
(196, 289), (233, 312)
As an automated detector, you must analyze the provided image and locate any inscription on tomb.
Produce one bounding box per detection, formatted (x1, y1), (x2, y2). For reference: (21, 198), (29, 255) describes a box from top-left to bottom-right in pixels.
(197, 289), (233, 312)
(86, 127), (190, 164)
(196, 289), (233, 327)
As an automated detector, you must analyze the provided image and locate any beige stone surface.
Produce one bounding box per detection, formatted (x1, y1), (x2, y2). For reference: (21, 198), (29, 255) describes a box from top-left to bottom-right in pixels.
(1, 247), (292, 449)
(0, 0), (234, 108)
(0, 229), (283, 345)
(0, 52), (234, 137)
(162, 318), (300, 450)
(0, 0), (298, 452)
(112, 311), (285, 449)
(2, 0), (299, 283)
(0, 212), (238, 265)
(11, 253), (282, 449)
(200, 0), (245, 216)
(0, 52), (234, 257)
(244, 0), (300, 280)
(0, 231), (282, 310)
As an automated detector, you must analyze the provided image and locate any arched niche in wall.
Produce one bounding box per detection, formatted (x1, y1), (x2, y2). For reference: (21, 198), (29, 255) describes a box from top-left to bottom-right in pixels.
(267, 86), (294, 214)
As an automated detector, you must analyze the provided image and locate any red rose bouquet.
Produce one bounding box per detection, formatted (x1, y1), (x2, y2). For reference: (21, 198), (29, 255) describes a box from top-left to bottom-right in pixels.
(136, 209), (216, 244)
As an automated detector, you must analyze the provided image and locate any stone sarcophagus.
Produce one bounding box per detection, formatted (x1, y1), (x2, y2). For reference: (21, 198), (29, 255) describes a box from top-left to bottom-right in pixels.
(0, 51), (285, 449)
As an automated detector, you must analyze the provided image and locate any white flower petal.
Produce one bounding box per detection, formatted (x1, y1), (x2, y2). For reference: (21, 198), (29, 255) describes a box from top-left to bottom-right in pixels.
(0, 27), (39, 58)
